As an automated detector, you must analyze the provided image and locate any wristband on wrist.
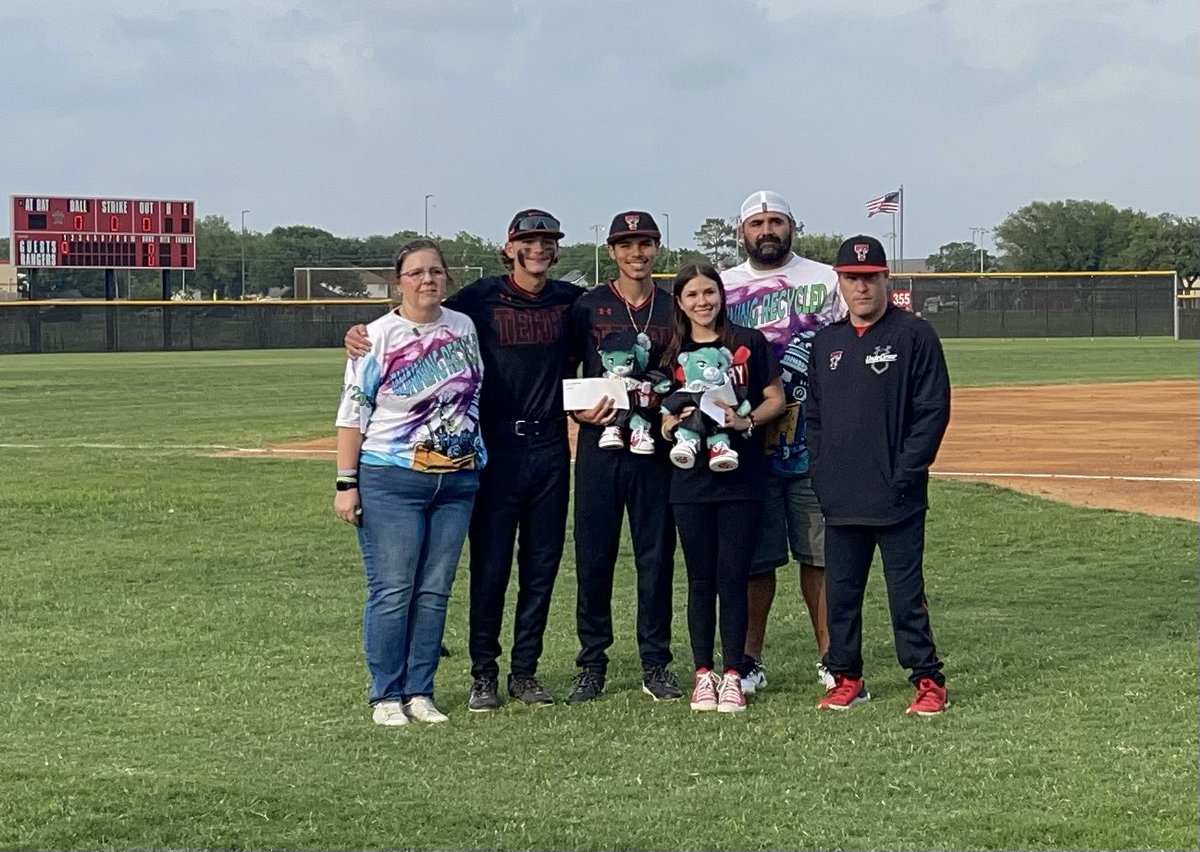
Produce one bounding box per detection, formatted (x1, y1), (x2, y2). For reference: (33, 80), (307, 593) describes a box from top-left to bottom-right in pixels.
(337, 467), (358, 477)
(746, 413), (757, 436)
(335, 474), (359, 492)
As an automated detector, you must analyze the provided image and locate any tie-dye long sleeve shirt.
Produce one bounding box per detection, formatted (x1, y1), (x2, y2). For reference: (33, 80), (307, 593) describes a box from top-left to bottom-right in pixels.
(336, 308), (486, 472)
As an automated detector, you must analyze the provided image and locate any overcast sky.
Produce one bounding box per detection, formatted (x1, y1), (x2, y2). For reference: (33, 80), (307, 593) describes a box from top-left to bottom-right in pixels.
(2, 0), (1196, 258)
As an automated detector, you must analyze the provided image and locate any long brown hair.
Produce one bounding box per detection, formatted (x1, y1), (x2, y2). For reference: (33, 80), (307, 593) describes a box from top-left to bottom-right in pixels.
(660, 263), (736, 370)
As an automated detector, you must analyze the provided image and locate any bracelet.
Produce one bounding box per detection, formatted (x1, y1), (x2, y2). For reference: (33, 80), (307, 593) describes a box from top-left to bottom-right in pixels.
(745, 413), (756, 436)
(335, 475), (359, 492)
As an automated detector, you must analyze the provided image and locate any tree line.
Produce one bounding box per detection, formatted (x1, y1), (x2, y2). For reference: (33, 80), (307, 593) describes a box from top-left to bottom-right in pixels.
(3, 198), (1196, 299)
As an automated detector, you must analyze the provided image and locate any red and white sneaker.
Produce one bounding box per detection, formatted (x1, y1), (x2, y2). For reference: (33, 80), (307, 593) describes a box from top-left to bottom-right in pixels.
(817, 674), (870, 711)
(708, 442), (739, 472)
(598, 425), (624, 450)
(670, 437), (700, 469)
(906, 677), (949, 716)
(690, 668), (720, 711)
(629, 426), (655, 455)
(717, 670), (747, 713)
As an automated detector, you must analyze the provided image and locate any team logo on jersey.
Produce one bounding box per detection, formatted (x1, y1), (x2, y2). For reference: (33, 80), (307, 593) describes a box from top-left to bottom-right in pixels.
(854, 243), (870, 261)
(624, 214), (640, 231)
(865, 344), (898, 374)
(829, 350), (843, 371)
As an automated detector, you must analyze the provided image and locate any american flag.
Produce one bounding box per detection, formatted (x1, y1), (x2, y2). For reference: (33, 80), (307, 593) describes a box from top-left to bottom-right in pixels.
(866, 191), (901, 217)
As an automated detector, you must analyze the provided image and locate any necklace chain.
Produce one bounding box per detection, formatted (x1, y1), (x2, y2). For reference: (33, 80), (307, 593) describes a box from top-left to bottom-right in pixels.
(618, 283), (654, 337)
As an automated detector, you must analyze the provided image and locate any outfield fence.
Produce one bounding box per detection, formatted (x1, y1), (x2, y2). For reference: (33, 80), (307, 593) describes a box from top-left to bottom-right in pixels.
(0, 300), (392, 354)
(892, 271), (1182, 339)
(0, 271), (1192, 354)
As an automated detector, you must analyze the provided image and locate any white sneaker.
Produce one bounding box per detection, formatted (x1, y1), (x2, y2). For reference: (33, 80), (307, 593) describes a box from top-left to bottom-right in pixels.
(404, 696), (450, 723)
(670, 437), (699, 469)
(741, 660), (767, 695)
(371, 700), (410, 726)
(598, 425), (624, 450)
(817, 662), (836, 690)
(629, 426), (655, 455)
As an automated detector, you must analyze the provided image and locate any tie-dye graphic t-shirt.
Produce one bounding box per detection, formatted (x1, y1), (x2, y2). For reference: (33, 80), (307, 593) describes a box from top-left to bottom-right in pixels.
(336, 308), (486, 472)
(723, 254), (845, 477)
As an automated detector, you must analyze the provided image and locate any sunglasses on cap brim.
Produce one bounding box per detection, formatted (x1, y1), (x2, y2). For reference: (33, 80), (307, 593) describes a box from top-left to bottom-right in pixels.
(509, 215), (563, 236)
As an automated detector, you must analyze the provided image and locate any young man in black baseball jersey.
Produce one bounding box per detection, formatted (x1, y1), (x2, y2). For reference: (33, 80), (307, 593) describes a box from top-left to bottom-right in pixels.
(565, 211), (682, 704)
(807, 235), (951, 715)
(343, 210), (583, 711)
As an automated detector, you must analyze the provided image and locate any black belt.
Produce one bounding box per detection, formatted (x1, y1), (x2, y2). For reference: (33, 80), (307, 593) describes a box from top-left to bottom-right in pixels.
(489, 417), (567, 438)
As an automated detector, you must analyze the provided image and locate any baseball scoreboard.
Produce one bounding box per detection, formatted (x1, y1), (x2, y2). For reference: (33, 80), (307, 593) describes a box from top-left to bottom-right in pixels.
(11, 195), (197, 270)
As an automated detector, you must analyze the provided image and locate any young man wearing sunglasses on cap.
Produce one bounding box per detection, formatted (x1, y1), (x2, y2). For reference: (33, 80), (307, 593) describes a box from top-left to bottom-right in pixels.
(807, 235), (950, 715)
(721, 190), (846, 698)
(343, 210), (584, 711)
(564, 211), (683, 705)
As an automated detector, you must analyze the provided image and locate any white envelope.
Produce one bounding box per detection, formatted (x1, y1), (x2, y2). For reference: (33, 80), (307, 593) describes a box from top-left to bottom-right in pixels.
(562, 377), (631, 411)
(699, 379), (738, 424)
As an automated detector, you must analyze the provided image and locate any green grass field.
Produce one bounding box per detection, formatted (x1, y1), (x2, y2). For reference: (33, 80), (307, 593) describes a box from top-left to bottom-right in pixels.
(1, 338), (1196, 850)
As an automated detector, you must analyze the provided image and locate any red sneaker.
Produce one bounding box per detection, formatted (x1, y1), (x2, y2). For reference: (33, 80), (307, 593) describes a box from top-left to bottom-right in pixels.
(717, 670), (746, 713)
(707, 442), (740, 472)
(906, 677), (948, 716)
(690, 668), (720, 711)
(816, 674), (870, 710)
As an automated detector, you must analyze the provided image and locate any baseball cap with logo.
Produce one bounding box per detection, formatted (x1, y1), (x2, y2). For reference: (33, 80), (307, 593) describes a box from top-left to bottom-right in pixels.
(833, 234), (889, 273)
(738, 190), (793, 223)
(507, 208), (564, 241)
(607, 210), (661, 245)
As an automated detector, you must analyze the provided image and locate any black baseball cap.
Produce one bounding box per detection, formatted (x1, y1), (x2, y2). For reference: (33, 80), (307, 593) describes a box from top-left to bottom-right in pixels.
(832, 235), (889, 273)
(507, 209), (564, 241)
(607, 211), (661, 245)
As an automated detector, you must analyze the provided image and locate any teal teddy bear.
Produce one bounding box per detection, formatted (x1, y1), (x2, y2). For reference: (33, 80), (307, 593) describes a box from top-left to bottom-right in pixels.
(596, 330), (667, 455)
(659, 346), (750, 471)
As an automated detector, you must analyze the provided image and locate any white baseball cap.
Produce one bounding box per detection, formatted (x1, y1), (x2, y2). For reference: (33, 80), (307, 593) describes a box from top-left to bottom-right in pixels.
(739, 190), (793, 223)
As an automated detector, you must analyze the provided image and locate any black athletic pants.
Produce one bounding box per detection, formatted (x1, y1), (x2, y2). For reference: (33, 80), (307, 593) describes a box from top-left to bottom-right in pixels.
(573, 441), (675, 675)
(468, 432), (570, 680)
(673, 500), (763, 675)
(822, 510), (945, 686)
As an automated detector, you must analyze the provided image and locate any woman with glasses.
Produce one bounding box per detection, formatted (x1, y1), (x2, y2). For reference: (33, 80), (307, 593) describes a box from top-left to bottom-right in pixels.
(333, 237), (486, 726)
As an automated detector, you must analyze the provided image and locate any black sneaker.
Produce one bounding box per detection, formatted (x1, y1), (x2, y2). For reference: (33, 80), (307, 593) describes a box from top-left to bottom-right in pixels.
(468, 676), (500, 712)
(507, 673), (554, 706)
(642, 665), (685, 701)
(566, 671), (606, 705)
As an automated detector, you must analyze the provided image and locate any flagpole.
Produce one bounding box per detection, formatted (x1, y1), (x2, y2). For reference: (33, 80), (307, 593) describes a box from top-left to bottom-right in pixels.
(897, 184), (905, 275)
(889, 212), (897, 272)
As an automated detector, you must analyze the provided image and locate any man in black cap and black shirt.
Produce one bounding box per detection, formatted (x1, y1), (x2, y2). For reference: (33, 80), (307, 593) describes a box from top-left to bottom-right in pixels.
(343, 209), (583, 711)
(807, 234), (951, 716)
(565, 211), (683, 704)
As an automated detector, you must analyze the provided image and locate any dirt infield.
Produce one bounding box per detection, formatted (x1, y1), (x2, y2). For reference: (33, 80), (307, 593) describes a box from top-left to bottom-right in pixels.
(272, 380), (1197, 521)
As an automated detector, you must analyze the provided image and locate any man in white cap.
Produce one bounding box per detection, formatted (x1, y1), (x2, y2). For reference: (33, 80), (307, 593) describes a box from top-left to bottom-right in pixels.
(722, 190), (846, 695)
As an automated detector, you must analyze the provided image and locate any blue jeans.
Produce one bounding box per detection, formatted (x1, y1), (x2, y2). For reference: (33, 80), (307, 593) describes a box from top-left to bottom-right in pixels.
(357, 464), (480, 703)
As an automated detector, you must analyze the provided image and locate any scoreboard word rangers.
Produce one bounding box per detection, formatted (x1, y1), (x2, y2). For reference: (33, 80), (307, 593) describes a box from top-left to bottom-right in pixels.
(11, 195), (197, 270)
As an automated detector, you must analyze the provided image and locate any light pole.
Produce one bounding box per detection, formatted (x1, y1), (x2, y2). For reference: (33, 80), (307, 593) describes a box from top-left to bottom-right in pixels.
(883, 231), (897, 272)
(240, 209), (250, 299)
(590, 224), (603, 287)
(424, 194), (434, 236)
(969, 226), (990, 273)
(661, 212), (671, 268)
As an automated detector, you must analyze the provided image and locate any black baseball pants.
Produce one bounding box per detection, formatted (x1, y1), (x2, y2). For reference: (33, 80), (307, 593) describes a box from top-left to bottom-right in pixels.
(822, 509), (945, 686)
(468, 434), (570, 680)
(573, 440), (676, 675)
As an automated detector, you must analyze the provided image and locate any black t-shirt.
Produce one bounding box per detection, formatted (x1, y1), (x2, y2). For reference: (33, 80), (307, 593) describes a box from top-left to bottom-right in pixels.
(444, 275), (584, 425)
(668, 324), (781, 504)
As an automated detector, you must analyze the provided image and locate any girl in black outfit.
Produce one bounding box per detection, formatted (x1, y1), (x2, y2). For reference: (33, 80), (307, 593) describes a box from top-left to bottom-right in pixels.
(659, 264), (785, 714)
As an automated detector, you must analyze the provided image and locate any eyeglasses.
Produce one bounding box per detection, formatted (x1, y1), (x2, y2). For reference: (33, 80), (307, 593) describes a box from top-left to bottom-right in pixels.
(509, 215), (561, 235)
(398, 266), (447, 281)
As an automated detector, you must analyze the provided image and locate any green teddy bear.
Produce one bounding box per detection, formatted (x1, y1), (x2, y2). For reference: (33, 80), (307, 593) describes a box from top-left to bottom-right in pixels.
(658, 345), (750, 472)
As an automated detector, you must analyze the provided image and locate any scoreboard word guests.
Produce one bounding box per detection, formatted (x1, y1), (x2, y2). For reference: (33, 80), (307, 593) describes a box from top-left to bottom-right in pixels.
(11, 196), (197, 270)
